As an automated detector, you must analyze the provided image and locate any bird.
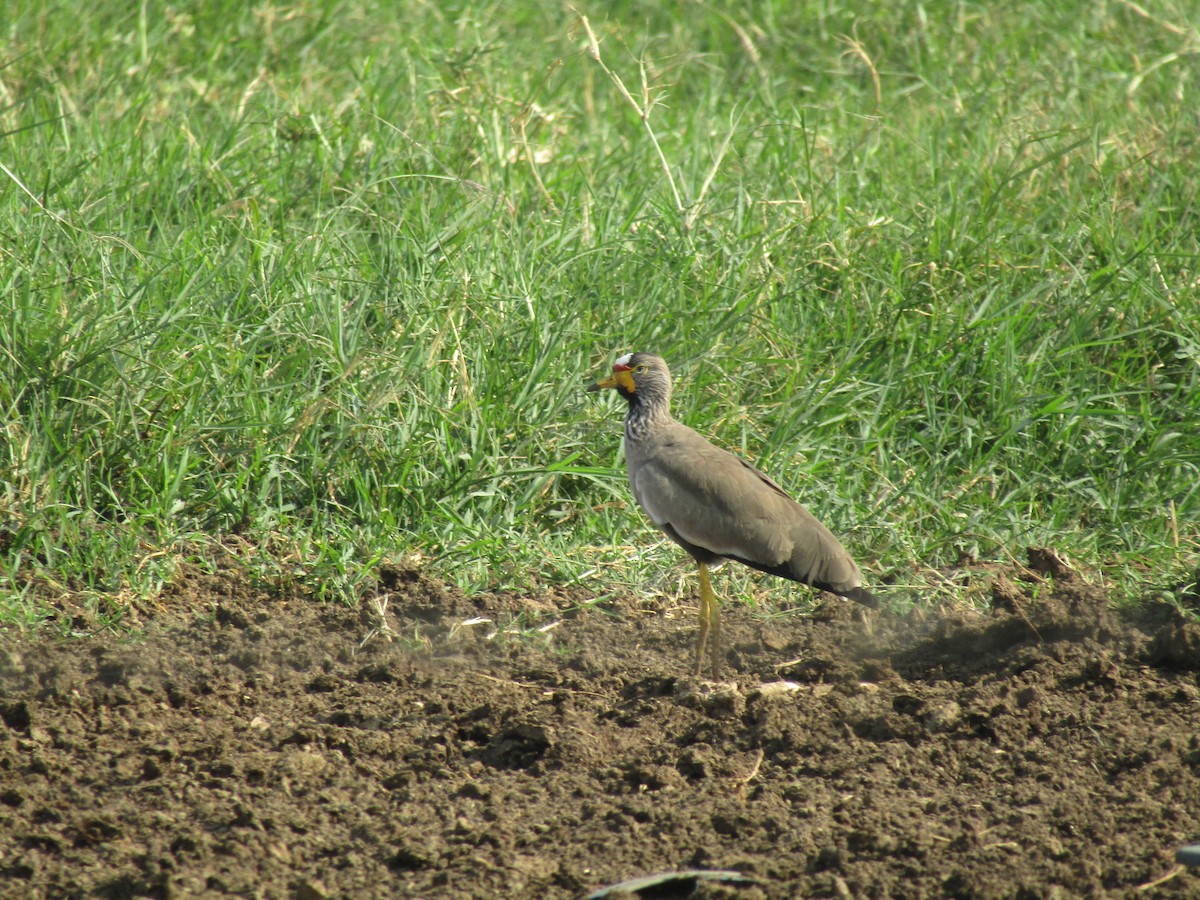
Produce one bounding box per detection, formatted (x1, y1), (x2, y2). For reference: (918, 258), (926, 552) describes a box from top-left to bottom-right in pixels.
(588, 352), (877, 678)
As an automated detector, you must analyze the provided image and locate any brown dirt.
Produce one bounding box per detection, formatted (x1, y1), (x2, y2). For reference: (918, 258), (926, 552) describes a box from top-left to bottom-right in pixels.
(2, 556), (1200, 899)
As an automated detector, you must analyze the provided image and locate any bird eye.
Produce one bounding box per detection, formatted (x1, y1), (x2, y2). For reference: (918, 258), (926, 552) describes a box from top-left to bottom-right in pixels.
(634, 365), (648, 374)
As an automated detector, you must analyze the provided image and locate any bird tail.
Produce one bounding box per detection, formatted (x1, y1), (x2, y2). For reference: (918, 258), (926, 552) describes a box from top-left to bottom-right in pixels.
(840, 586), (879, 609)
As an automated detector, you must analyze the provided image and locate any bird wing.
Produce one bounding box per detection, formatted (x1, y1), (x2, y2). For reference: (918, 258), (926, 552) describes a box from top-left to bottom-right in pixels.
(629, 423), (862, 593)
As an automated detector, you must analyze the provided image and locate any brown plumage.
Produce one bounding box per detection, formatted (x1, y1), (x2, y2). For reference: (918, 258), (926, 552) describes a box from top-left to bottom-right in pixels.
(589, 352), (876, 676)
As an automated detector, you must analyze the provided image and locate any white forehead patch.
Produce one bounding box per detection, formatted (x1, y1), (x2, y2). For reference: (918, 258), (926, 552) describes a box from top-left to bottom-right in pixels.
(614, 352), (633, 366)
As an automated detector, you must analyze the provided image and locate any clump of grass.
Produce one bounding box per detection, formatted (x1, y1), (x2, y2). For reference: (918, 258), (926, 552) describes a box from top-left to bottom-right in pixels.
(2, 0), (1197, 627)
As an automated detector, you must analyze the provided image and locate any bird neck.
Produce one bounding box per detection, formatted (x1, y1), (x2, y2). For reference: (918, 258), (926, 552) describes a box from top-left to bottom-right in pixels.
(623, 391), (672, 441)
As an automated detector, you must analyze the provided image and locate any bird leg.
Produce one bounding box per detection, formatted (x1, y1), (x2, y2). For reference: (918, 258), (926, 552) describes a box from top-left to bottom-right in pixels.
(694, 563), (709, 676)
(694, 562), (722, 678)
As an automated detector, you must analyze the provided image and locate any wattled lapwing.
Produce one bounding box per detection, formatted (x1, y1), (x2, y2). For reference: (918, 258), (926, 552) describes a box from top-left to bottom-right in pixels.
(589, 352), (877, 677)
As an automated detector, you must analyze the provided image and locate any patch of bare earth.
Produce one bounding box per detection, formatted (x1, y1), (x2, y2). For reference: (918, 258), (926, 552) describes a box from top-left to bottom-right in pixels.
(2, 557), (1199, 898)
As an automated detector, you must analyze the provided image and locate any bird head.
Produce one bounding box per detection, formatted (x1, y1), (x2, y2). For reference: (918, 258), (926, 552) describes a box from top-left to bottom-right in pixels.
(587, 352), (671, 403)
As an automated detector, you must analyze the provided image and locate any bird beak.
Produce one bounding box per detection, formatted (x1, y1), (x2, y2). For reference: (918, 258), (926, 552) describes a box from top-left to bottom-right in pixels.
(588, 363), (635, 393)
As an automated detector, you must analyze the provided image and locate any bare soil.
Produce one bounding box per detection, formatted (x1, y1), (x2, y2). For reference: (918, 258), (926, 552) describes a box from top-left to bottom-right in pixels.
(2, 554), (1199, 899)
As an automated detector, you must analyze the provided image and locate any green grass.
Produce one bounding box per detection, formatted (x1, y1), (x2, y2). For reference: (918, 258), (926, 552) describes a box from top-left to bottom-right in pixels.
(3, 0), (1198, 627)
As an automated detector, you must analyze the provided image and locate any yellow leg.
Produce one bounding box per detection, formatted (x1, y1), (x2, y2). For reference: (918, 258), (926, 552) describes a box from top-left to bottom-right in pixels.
(708, 569), (721, 679)
(693, 563), (709, 676)
(694, 562), (721, 679)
